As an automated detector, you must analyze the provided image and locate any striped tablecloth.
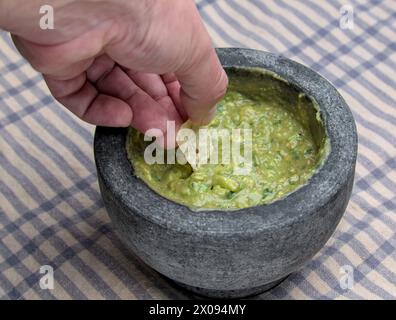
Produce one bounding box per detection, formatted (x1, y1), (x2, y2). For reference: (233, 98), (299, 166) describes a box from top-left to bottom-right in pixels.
(0, 0), (395, 299)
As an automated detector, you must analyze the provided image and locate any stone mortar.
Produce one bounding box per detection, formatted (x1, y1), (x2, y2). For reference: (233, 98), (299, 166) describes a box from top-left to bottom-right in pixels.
(94, 48), (358, 299)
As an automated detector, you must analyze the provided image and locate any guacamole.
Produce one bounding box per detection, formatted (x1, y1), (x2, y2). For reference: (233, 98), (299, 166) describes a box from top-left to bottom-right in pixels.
(126, 68), (329, 210)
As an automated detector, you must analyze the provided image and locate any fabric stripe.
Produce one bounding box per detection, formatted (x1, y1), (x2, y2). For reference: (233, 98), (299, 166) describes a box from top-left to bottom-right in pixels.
(1, 0), (395, 299)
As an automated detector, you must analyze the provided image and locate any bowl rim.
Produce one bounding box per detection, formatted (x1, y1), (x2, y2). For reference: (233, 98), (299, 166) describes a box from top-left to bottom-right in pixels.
(94, 48), (358, 235)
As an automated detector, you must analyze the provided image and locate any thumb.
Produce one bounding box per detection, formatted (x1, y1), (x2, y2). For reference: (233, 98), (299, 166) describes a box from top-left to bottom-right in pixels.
(175, 21), (228, 125)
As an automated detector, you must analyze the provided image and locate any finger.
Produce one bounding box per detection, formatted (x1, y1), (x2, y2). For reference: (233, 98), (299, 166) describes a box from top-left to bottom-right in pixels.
(86, 54), (115, 83)
(96, 66), (182, 143)
(81, 94), (133, 127)
(176, 45), (228, 125)
(127, 72), (168, 101)
(44, 73), (87, 99)
(128, 72), (184, 126)
(162, 73), (187, 121)
(152, 95), (183, 149)
(44, 74), (133, 127)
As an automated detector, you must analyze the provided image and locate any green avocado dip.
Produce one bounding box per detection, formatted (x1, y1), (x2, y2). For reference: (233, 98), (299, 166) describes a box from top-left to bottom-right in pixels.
(126, 68), (329, 211)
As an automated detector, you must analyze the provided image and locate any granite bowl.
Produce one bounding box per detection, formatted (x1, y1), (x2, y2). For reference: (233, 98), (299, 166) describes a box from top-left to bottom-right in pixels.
(94, 48), (358, 298)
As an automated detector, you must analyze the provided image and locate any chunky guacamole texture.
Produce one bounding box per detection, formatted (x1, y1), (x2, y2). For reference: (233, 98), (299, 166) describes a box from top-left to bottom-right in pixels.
(126, 68), (329, 210)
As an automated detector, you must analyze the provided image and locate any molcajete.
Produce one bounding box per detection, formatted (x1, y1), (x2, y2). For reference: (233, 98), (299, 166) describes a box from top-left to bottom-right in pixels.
(94, 48), (358, 298)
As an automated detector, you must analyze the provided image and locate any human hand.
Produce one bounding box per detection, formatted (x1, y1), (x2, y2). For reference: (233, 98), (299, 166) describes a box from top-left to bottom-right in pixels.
(0, 0), (228, 147)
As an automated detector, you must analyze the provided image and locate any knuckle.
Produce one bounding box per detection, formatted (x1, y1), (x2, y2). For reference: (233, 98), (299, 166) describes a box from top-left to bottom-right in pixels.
(207, 68), (228, 105)
(213, 69), (229, 101)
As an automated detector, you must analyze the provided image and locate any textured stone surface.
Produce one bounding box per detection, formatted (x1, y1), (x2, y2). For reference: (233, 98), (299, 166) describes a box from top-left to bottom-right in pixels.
(94, 48), (358, 299)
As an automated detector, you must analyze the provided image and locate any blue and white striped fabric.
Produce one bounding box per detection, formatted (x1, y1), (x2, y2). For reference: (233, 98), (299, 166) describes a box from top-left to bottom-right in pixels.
(0, 0), (395, 299)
